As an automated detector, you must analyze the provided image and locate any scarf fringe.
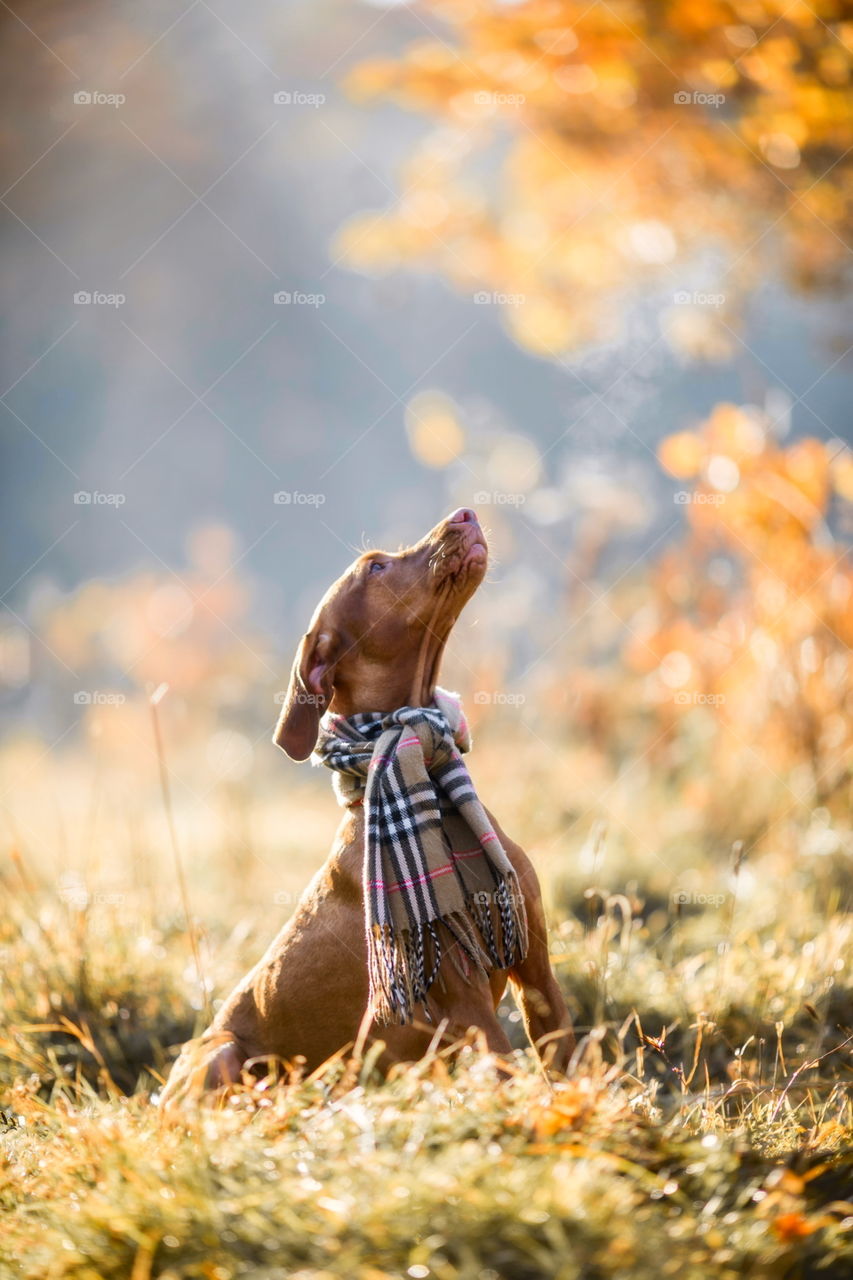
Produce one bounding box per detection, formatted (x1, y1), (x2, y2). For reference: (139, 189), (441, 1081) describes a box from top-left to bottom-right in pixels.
(466, 874), (529, 972)
(368, 874), (529, 1026)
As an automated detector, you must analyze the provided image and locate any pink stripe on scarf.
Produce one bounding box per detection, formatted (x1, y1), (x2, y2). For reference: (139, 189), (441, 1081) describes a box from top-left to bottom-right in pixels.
(368, 862), (455, 893)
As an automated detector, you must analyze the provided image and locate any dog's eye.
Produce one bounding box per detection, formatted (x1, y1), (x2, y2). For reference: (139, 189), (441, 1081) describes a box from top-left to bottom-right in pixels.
(368, 561), (387, 575)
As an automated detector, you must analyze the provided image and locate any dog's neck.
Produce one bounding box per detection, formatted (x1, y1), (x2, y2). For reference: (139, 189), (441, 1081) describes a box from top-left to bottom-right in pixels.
(329, 600), (455, 717)
(329, 661), (438, 717)
(404, 589), (455, 708)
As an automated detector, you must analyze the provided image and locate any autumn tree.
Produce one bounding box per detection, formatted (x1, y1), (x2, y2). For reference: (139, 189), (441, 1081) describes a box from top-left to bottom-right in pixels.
(339, 0), (852, 358)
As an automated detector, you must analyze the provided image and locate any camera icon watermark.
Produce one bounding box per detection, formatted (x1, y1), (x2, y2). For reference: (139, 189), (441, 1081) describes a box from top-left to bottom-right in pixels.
(58, 873), (126, 908)
(272, 491), (326, 506)
(74, 290), (126, 308)
(673, 691), (726, 706)
(473, 691), (526, 706)
(673, 90), (725, 107)
(672, 890), (726, 908)
(674, 492), (725, 506)
(473, 91), (526, 107)
(73, 90), (126, 108)
(273, 891), (296, 906)
(272, 689), (322, 706)
(74, 691), (127, 706)
(673, 290), (725, 307)
(272, 90), (326, 108)
(473, 490), (526, 507)
(273, 290), (325, 307)
(73, 491), (126, 506)
(473, 291), (526, 306)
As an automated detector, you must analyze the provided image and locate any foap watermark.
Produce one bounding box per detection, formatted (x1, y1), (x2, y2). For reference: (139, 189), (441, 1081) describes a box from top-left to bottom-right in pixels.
(473, 691), (526, 706)
(57, 873), (126, 908)
(74, 490), (126, 506)
(674, 491), (725, 505)
(672, 890), (727, 908)
(74, 290), (126, 307)
(273, 690), (323, 707)
(473, 291), (526, 306)
(673, 290), (725, 308)
(473, 490), (526, 507)
(273, 490), (326, 506)
(74, 691), (126, 706)
(273, 290), (325, 307)
(474, 91), (526, 107)
(673, 691), (726, 707)
(673, 90), (725, 107)
(273, 890), (296, 906)
(73, 90), (126, 108)
(273, 90), (325, 108)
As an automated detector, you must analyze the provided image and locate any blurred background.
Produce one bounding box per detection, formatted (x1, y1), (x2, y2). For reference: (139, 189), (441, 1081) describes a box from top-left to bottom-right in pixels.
(1, 2), (852, 1081)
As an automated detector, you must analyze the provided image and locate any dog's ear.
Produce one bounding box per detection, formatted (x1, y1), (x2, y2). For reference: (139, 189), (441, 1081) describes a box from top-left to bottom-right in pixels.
(273, 627), (340, 761)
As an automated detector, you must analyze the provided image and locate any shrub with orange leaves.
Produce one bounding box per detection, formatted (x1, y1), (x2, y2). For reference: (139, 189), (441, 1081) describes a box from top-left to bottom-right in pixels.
(639, 404), (853, 808)
(773, 1210), (820, 1241)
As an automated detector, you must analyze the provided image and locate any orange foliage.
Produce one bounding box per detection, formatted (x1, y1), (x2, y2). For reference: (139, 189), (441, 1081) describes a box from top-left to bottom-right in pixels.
(633, 406), (853, 798)
(340, 0), (852, 356)
(772, 1211), (819, 1241)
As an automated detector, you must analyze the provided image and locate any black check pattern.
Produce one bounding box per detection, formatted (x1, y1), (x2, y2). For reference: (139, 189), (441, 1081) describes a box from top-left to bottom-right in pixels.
(314, 689), (528, 1024)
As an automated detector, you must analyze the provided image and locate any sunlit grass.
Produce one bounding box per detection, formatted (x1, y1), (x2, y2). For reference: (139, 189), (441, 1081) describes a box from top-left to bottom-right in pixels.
(1, 1046), (851, 1278)
(1, 729), (851, 1278)
(2, 424), (852, 1275)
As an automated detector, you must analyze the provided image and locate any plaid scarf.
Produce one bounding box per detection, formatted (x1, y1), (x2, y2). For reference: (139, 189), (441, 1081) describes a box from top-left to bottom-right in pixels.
(314, 688), (528, 1025)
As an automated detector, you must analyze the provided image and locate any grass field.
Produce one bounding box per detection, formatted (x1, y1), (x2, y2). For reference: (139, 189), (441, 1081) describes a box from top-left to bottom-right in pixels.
(2, 422), (852, 1277)
(4, 0), (853, 1267)
(1, 712), (851, 1280)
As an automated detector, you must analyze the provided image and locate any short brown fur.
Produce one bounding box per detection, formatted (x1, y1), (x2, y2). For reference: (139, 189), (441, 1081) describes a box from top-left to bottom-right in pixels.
(160, 509), (574, 1103)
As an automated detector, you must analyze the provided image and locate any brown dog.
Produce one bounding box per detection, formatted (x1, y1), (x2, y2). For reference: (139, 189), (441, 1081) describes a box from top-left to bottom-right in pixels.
(159, 509), (573, 1103)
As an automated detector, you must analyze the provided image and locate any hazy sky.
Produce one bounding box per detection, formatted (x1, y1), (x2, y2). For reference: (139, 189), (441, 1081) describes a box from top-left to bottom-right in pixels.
(2, 0), (851, 636)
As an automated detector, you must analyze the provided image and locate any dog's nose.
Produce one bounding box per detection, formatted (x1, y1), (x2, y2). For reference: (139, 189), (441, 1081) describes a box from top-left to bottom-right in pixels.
(447, 507), (478, 526)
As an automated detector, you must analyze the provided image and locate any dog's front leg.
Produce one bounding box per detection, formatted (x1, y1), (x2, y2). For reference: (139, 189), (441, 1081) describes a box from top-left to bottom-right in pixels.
(486, 812), (575, 1074)
(508, 965), (575, 1074)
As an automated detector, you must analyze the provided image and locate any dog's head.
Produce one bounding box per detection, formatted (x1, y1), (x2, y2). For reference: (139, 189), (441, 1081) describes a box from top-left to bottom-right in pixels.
(275, 508), (487, 760)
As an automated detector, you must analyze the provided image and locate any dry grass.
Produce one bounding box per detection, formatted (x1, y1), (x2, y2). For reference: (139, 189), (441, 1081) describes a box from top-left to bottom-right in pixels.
(4, 373), (852, 1275)
(1, 1047), (851, 1279)
(1, 723), (852, 1279)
